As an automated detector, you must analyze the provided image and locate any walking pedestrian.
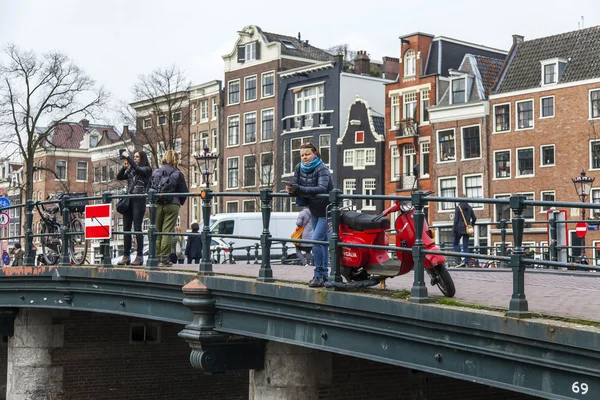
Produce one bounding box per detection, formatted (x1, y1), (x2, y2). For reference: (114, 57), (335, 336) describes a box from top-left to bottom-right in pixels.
(185, 223), (202, 264)
(11, 243), (23, 266)
(295, 207), (313, 266)
(453, 199), (477, 267)
(116, 150), (151, 266)
(286, 142), (333, 287)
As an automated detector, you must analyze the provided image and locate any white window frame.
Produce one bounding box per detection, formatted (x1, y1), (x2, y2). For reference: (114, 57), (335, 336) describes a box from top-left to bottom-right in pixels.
(516, 146), (535, 178)
(245, 42), (257, 61)
(493, 149), (511, 180)
(540, 144), (555, 167)
(462, 174), (483, 210)
(403, 48), (416, 78)
(362, 178), (377, 211)
(319, 134), (331, 167)
(540, 59), (563, 86)
(343, 179), (357, 209)
(143, 118), (152, 129)
(450, 77), (466, 104)
(515, 99), (534, 131)
(191, 165), (198, 187)
(540, 95), (555, 119)
(590, 88), (600, 120)
(227, 115), (240, 147)
(540, 190), (556, 213)
(158, 115), (166, 126)
(438, 176), (457, 212)
(261, 71), (275, 99)
(244, 75), (257, 103)
(212, 97), (218, 120)
(191, 103), (197, 125)
(243, 111), (257, 144)
(227, 79), (240, 106)
(242, 154), (257, 188)
(419, 140), (430, 178)
(243, 199), (256, 213)
(391, 146), (400, 181)
(493, 102), (511, 133)
(200, 99), (209, 122)
(436, 129), (456, 163)
(343, 149), (355, 166)
(261, 108), (274, 142)
(403, 92), (417, 120)
(172, 111), (182, 123)
(590, 188), (600, 219)
(226, 201), (239, 213)
(461, 124), (482, 161)
(494, 193), (512, 222)
(390, 95), (400, 128)
(226, 156), (240, 190)
(420, 89), (430, 125)
(76, 161), (88, 182)
(590, 139), (600, 170)
(55, 160), (67, 180)
(260, 152), (274, 187)
(516, 192), (535, 221)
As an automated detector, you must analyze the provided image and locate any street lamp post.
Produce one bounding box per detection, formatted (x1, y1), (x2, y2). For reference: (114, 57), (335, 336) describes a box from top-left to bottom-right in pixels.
(193, 147), (219, 188)
(572, 170), (595, 259)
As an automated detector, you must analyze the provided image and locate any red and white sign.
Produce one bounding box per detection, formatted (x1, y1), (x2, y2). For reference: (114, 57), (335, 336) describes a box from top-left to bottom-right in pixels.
(576, 222), (588, 238)
(0, 212), (9, 226)
(85, 204), (112, 240)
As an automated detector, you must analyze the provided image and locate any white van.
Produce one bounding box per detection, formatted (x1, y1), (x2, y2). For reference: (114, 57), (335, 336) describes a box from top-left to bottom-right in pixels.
(209, 212), (299, 260)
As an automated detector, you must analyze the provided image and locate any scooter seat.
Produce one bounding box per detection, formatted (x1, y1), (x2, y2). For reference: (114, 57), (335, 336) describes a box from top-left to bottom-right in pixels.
(340, 211), (390, 231)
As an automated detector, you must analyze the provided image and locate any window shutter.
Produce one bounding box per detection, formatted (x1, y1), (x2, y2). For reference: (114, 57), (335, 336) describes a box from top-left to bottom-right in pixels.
(255, 41), (260, 60)
(237, 45), (245, 63)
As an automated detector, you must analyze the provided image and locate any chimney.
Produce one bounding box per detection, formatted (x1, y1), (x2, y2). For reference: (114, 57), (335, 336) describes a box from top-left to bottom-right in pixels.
(122, 125), (129, 137)
(354, 50), (371, 76)
(512, 34), (524, 46)
(79, 119), (89, 129)
(382, 56), (400, 81)
(298, 32), (301, 42)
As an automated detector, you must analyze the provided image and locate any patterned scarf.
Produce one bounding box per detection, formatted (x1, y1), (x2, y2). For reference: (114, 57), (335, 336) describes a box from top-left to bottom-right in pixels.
(301, 157), (322, 173)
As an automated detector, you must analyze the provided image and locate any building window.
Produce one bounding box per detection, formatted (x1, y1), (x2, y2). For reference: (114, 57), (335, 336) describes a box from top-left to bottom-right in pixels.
(76, 161), (87, 181)
(591, 89), (600, 119)
(355, 131), (364, 144)
(517, 148), (534, 177)
(404, 49), (416, 77)
(391, 95), (400, 128)
(101, 166), (107, 182)
(462, 126), (481, 159)
(343, 149), (355, 166)
(291, 137), (312, 171)
(212, 97), (218, 119)
(439, 177), (457, 211)
(158, 115), (166, 125)
(494, 104), (510, 132)
(591, 141), (600, 169)
(191, 165), (198, 187)
(495, 194), (511, 222)
(362, 179), (377, 210)
(343, 179), (356, 209)
(437, 129), (455, 162)
(244, 112), (256, 143)
(211, 128), (218, 151)
(143, 118), (152, 129)
(355, 149), (365, 169)
(452, 78), (466, 104)
(130, 323), (161, 344)
(200, 100), (208, 121)
(543, 63), (556, 85)
(243, 155), (256, 187)
(518, 193), (534, 219)
(516, 100), (534, 130)
(243, 200), (256, 213)
(295, 85), (324, 118)
(391, 146), (400, 180)
(200, 131), (209, 150)
(226, 202), (238, 213)
(421, 90), (430, 123)
(403, 92), (416, 120)
(420, 141), (430, 177)
(541, 145), (555, 166)
(191, 198), (199, 222)
(261, 109), (274, 141)
(494, 150), (511, 178)
(541, 191), (556, 212)
(541, 96), (554, 118)
(172, 111), (182, 123)
(319, 134), (330, 166)
(56, 160), (66, 180)
(227, 158), (239, 189)
(262, 72), (274, 98)
(227, 116), (239, 146)
(94, 167), (101, 183)
(245, 42), (257, 61)
(228, 80), (240, 105)
(365, 148), (376, 165)
(464, 175), (483, 209)
(244, 76), (257, 102)
(260, 153), (274, 186)
(191, 103), (197, 125)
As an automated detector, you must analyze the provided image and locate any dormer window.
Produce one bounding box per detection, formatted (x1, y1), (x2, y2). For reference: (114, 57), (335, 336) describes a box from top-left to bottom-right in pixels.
(89, 135), (99, 148)
(540, 58), (567, 86)
(238, 41), (259, 63)
(451, 78), (466, 104)
(281, 40), (296, 50)
(404, 49), (416, 77)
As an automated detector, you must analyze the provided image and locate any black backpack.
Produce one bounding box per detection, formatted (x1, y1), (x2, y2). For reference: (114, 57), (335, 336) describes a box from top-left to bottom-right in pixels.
(150, 168), (180, 204)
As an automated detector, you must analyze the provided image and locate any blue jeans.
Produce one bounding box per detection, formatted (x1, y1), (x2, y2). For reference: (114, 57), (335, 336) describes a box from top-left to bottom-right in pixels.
(310, 214), (329, 279)
(453, 234), (471, 265)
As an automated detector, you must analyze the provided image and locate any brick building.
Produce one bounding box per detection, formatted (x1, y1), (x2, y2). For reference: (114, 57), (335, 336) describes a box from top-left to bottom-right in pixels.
(221, 25), (332, 213)
(428, 54), (504, 251)
(489, 26), (600, 261)
(385, 33), (506, 225)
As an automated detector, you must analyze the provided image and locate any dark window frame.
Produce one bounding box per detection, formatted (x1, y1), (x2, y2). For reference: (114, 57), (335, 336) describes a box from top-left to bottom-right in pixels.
(462, 126), (481, 159)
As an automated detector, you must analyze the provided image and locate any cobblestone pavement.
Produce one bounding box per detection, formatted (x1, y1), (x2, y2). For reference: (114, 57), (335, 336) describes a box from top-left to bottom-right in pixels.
(172, 262), (600, 323)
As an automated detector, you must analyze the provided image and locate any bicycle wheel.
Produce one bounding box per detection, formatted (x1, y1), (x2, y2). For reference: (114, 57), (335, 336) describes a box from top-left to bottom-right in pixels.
(41, 223), (60, 265)
(69, 216), (88, 265)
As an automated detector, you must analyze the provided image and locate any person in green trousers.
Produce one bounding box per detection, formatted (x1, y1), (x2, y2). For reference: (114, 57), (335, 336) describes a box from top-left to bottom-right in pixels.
(152, 150), (188, 268)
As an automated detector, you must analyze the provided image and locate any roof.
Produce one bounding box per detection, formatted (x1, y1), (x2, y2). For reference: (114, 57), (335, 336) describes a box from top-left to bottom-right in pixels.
(472, 55), (505, 96)
(372, 116), (385, 135)
(425, 38), (506, 77)
(42, 121), (120, 149)
(262, 30), (333, 62)
(496, 25), (600, 93)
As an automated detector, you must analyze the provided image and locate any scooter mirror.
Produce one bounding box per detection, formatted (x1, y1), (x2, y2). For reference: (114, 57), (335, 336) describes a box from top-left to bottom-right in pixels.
(413, 163), (420, 178)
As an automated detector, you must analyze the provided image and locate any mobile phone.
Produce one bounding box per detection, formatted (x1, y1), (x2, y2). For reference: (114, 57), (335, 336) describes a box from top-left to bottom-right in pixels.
(119, 148), (127, 160)
(282, 179), (293, 186)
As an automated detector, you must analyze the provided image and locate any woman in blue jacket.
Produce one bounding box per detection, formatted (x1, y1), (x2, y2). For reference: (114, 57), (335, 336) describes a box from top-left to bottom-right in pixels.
(286, 142), (333, 287)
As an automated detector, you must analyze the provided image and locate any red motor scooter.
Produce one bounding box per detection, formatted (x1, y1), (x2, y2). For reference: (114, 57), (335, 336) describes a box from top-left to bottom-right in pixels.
(333, 166), (455, 297)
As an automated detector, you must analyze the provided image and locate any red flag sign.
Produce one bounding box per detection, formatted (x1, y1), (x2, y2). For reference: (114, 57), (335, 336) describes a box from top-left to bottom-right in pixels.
(85, 204), (112, 240)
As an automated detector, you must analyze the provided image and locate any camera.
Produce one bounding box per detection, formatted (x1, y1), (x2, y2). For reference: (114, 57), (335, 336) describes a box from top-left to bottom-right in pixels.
(119, 148), (127, 160)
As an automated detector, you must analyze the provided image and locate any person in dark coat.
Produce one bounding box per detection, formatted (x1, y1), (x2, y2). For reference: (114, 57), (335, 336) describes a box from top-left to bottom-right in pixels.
(286, 142), (333, 287)
(185, 223), (202, 264)
(453, 200), (477, 266)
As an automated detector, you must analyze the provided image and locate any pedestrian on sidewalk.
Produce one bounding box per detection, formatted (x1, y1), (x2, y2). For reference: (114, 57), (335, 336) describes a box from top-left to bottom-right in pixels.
(185, 223), (202, 264)
(295, 207), (313, 266)
(453, 199), (476, 267)
(10, 243), (23, 267)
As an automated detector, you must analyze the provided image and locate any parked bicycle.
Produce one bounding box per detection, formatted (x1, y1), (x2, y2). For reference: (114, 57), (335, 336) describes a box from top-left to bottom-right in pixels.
(36, 193), (88, 265)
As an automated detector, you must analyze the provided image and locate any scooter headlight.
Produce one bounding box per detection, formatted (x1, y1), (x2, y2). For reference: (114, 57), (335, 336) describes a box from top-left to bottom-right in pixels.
(400, 201), (414, 212)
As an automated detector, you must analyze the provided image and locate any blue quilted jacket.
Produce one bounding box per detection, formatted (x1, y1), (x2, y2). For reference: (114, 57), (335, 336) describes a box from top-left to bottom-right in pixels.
(293, 162), (333, 217)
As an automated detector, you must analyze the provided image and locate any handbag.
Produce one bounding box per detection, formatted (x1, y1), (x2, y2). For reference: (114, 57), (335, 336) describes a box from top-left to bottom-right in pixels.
(116, 197), (130, 215)
(291, 225), (304, 246)
(458, 205), (474, 237)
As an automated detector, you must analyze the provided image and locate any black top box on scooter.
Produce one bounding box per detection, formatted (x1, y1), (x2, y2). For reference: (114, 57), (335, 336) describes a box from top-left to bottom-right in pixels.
(340, 211), (390, 231)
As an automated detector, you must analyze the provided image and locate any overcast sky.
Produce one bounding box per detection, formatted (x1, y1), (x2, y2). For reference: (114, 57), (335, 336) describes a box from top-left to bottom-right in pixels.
(1, 0), (598, 126)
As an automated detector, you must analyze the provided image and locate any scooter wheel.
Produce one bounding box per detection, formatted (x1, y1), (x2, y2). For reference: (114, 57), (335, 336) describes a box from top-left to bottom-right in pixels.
(433, 263), (456, 297)
(341, 267), (368, 282)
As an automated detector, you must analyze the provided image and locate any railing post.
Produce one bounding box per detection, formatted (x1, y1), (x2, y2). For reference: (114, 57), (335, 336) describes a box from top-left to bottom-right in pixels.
(59, 195), (71, 266)
(507, 195), (530, 318)
(199, 189), (214, 275)
(328, 189), (342, 284)
(254, 243), (259, 264)
(257, 189), (274, 282)
(499, 219), (508, 267)
(24, 200), (35, 266)
(549, 212), (558, 263)
(100, 193), (112, 267)
(146, 191), (158, 270)
(410, 191), (429, 303)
